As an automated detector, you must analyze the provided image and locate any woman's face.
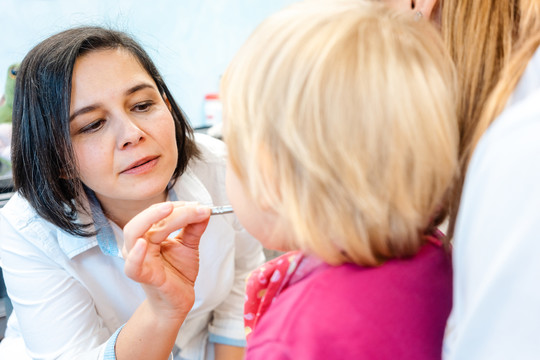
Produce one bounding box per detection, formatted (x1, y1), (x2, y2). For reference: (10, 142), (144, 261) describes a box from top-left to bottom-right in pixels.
(69, 48), (178, 215)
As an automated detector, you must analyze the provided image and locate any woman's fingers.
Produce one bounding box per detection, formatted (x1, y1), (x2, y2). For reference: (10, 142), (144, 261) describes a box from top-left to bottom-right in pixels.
(175, 217), (211, 249)
(124, 238), (149, 281)
(144, 204), (211, 245)
(123, 202), (175, 251)
(122, 202), (211, 284)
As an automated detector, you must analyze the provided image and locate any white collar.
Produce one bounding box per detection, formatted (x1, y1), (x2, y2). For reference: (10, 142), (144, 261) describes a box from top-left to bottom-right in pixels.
(57, 164), (214, 259)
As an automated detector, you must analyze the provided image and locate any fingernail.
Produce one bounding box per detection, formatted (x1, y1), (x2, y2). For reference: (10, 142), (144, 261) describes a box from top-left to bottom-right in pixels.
(133, 238), (147, 255)
(157, 202), (173, 213)
(196, 206), (211, 215)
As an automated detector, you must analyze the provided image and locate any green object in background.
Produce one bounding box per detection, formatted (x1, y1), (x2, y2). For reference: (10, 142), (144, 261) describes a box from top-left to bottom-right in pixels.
(0, 157), (10, 176)
(0, 63), (18, 124)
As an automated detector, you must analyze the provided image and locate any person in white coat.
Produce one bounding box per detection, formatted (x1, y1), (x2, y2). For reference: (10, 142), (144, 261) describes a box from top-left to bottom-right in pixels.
(379, 0), (540, 358)
(443, 19), (540, 360)
(0, 26), (263, 360)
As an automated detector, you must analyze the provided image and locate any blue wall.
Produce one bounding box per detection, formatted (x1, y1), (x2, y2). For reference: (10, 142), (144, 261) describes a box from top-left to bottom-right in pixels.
(0, 0), (297, 127)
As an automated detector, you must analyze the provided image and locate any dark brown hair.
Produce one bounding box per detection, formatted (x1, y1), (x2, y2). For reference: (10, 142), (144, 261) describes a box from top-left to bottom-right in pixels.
(12, 26), (199, 236)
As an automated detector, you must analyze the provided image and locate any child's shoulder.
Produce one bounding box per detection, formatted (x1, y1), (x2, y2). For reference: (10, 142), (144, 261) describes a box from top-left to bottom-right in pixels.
(250, 246), (452, 358)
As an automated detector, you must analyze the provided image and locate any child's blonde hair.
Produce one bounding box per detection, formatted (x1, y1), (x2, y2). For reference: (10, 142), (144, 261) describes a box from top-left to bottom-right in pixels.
(221, 0), (458, 266)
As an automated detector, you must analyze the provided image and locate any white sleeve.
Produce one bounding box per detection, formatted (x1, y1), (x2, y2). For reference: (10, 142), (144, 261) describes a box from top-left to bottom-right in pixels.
(191, 132), (265, 345)
(0, 215), (114, 360)
(208, 220), (264, 346)
(443, 91), (540, 360)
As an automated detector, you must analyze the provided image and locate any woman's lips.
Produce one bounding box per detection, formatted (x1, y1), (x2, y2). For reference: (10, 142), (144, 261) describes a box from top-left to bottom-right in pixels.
(121, 156), (159, 175)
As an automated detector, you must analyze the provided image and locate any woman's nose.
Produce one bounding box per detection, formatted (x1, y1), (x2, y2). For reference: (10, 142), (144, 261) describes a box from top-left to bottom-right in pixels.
(116, 115), (145, 149)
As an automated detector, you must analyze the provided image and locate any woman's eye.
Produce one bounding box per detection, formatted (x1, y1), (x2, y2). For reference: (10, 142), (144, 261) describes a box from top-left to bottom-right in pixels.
(132, 101), (153, 112)
(79, 119), (105, 134)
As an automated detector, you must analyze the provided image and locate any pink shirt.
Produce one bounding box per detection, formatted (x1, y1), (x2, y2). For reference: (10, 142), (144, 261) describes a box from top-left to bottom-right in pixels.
(244, 236), (452, 360)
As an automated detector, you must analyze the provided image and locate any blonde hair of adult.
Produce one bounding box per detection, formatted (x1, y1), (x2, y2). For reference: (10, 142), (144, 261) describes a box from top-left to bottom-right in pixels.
(443, 0), (540, 234)
(221, 0), (458, 266)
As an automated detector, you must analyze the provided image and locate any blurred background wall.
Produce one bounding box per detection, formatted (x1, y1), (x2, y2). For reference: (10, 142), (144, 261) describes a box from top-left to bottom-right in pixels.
(0, 0), (297, 128)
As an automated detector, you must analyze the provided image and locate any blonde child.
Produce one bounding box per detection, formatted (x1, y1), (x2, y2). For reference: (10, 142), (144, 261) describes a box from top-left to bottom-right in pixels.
(220, 1), (458, 358)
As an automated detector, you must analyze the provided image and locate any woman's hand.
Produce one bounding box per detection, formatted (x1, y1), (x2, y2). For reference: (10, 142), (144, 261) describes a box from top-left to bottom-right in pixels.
(122, 201), (211, 319)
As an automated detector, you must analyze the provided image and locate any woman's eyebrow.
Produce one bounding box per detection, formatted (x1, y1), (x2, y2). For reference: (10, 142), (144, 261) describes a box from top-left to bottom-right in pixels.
(70, 104), (99, 122)
(125, 83), (156, 96)
(69, 83), (157, 122)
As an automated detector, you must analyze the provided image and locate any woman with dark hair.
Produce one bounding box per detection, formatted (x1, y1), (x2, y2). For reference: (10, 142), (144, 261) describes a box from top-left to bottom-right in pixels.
(0, 26), (263, 360)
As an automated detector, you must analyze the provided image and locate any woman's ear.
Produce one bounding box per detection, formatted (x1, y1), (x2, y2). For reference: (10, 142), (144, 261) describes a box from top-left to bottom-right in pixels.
(381, 0), (440, 22)
(162, 93), (172, 111)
